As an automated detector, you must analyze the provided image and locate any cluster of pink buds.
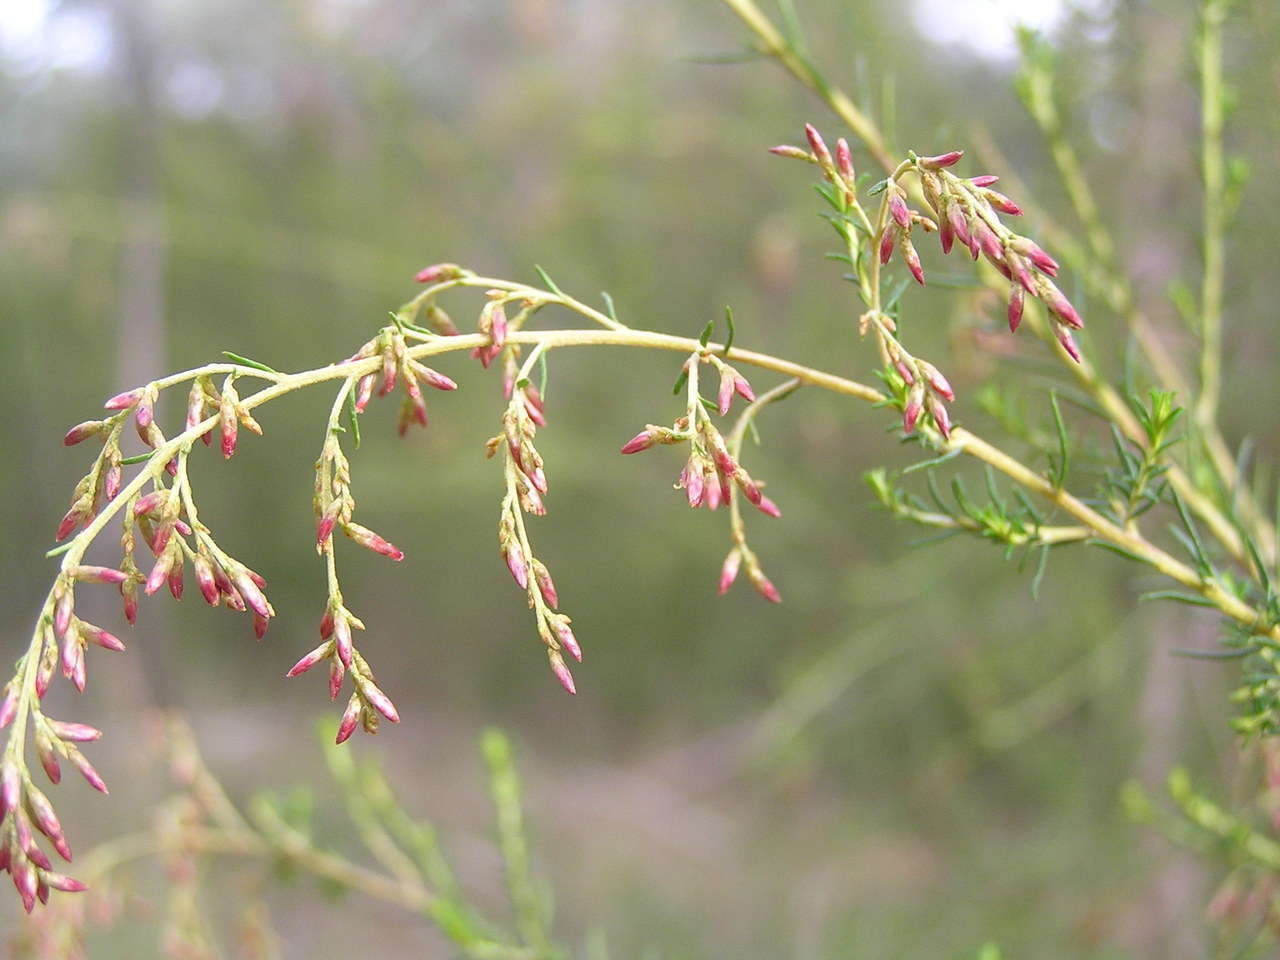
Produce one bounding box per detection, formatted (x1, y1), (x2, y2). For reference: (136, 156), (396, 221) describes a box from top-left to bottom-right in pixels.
(904, 150), (1084, 360)
(771, 122), (859, 208)
(717, 544), (781, 603)
(471, 296), (510, 369)
(897, 357), (955, 440)
(288, 604), (399, 743)
(491, 379), (580, 693)
(348, 327), (458, 435)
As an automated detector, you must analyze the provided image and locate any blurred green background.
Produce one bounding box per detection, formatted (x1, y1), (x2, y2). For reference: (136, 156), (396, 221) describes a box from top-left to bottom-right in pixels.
(3, 0), (1280, 956)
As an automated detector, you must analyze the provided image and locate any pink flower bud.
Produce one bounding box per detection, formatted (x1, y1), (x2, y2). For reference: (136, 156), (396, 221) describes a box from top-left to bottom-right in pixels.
(620, 430), (656, 455)
(984, 189), (1023, 216)
(234, 571), (271, 619)
(1008, 284), (1025, 333)
(947, 206), (971, 251)
(319, 608), (335, 639)
(0, 762), (19, 818)
(325, 658), (343, 701)
(683, 462), (705, 508)
(167, 563), (184, 600)
(335, 694), (361, 744)
(734, 376), (755, 403)
(704, 472), (722, 511)
(939, 216), (955, 255)
(803, 123), (832, 169)
(1055, 326), (1082, 363)
(969, 175), (1000, 187)
(929, 398), (952, 439)
(193, 556), (218, 605)
(767, 145), (811, 161)
(63, 421), (104, 446)
(53, 591), (74, 639)
(921, 363), (954, 402)
(0, 686), (15, 729)
(717, 373), (734, 416)
(835, 137), (855, 181)
(103, 388), (143, 411)
(553, 618), (582, 662)
(49, 720), (102, 742)
(415, 365), (458, 392)
(36, 734), (60, 784)
(533, 562), (559, 609)
(55, 506), (83, 542)
(504, 541), (529, 590)
(903, 382), (925, 433)
(888, 189), (911, 230)
(974, 222), (1003, 261)
(333, 615), (354, 669)
(548, 651), (576, 695)
(72, 565), (128, 585)
(755, 495), (782, 518)
(69, 750), (108, 794)
(878, 226), (896, 266)
(287, 641), (331, 678)
(1041, 282), (1083, 329)
(345, 523), (405, 562)
(122, 581), (138, 625)
(43, 872), (87, 893)
(901, 237), (924, 285)
(490, 303), (508, 349)
(221, 403), (238, 459)
(413, 262), (461, 284)
(917, 150), (963, 169)
(749, 568), (781, 603)
(358, 678), (399, 723)
(104, 463), (122, 500)
(144, 554), (171, 595)
(718, 549), (742, 595)
(354, 374), (375, 413)
(80, 623), (125, 652)
(316, 503), (341, 548)
(1012, 237), (1059, 277)
(12, 858), (36, 913)
(253, 612), (269, 639)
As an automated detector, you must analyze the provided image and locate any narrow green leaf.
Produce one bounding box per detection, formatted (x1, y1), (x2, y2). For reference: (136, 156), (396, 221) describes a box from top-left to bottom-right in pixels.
(533, 264), (564, 296)
(120, 452), (151, 466)
(1139, 590), (1218, 608)
(1030, 543), (1050, 600)
(345, 387), (361, 450)
(222, 351), (279, 375)
(902, 446), (964, 475)
(721, 306), (736, 355)
(1049, 390), (1069, 489)
(672, 369), (689, 396)
(600, 291), (619, 324)
(698, 319), (715, 348)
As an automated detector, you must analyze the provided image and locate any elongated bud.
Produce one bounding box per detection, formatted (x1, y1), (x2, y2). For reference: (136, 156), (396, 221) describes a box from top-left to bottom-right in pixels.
(983, 189), (1022, 216)
(734, 375), (755, 403)
(103, 388), (143, 411)
(1040, 281), (1083, 329)
(79, 622), (125, 652)
(66, 747), (107, 793)
(532, 560), (558, 609)
(355, 675), (399, 723)
(0, 685), (15, 729)
(316, 501), (341, 548)
(35, 730), (60, 784)
(344, 523), (405, 561)
(718, 548), (742, 595)
(193, 555), (218, 605)
(49, 720), (102, 742)
(919, 362), (954, 401)
(1010, 237), (1059, 276)
(548, 650), (576, 695)
(504, 540), (529, 589)
(835, 137), (855, 182)
(888, 186), (911, 230)
(755, 495), (782, 518)
(929, 397), (952, 439)
(333, 615), (353, 669)
(879, 226), (896, 266)
(973, 221), (1002, 261)
(104, 461), (122, 500)
(287, 641), (331, 678)
(1008, 283), (1025, 332)
(1055, 325), (1082, 363)
(71, 565), (128, 585)
(747, 564), (781, 603)
(233, 571), (271, 619)
(53, 590), (74, 639)
(335, 694), (361, 743)
(767, 144), (811, 161)
(63, 421), (105, 446)
(221, 393), (238, 459)
(917, 150), (963, 169)
(355, 374), (375, 413)
(900, 235), (924, 285)
(42, 872), (87, 894)
(413, 262), (462, 284)
(0, 762), (19, 818)
(411, 363), (458, 391)
(903, 381), (925, 433)
(803, 123), (833, 170)
(621, 429), (657, 454)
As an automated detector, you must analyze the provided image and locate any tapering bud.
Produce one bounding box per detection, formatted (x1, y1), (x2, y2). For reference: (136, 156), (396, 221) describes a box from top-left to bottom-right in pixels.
(413, 262), (462, 284)
(335, 694), (361, 743)
(287, 641), (331, 678)
(548, 650), (576, 695)
(103, 388), (143, 411)
(917, 150), (963, 169)
(718, 548), (742, 595)
(1008, 283), (1025, 332)
(835, 137), (855, 182)
(804, 123), (833, 170)
(63, 421), (105, 446)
